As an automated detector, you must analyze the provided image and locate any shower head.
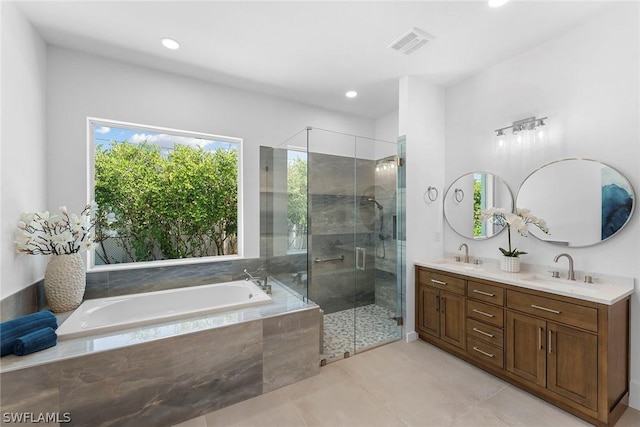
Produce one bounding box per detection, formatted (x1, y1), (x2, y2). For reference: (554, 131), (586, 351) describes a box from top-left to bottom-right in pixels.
(367, 198), (383, 209)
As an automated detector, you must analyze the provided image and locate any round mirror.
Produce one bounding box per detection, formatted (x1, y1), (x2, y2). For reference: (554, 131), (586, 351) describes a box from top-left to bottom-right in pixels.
(444, 172), (514, 239)
(517, 159), (635, 247)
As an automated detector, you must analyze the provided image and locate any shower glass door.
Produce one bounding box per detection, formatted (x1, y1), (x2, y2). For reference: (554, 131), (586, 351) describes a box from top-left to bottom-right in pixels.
(307, 128), (403, 363)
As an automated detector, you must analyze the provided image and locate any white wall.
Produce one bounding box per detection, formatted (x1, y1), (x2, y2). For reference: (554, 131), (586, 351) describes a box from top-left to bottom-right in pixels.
(374, 110), (399, 144)
(45, 46), (375, 263)
(0, 2), (48, 299)
(444, 2), (640, 408)
(400, 76), (446, 341)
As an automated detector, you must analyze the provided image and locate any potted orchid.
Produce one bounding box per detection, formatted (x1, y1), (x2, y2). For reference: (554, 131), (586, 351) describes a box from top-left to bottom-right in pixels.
(480, 207), (550, 272)
(15, 202), (116, 312)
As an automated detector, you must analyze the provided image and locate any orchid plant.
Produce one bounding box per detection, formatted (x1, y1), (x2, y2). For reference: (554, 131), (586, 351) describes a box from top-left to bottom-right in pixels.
(480, 207), (550, 257)
(15, 202), (117, 256)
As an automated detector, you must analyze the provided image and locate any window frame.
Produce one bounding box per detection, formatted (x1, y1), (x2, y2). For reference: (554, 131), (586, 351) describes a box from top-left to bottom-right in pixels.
(86, 117), (244, 271)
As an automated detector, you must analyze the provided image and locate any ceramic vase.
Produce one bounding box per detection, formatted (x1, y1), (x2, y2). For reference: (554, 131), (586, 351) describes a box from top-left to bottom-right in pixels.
(500, 256), (520, 273)
(44, 253), (86, 312)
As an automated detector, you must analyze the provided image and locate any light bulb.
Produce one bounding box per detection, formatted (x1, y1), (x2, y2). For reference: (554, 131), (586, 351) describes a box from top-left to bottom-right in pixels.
(161, 38), (180, 50)
(495, 130), (506, 150)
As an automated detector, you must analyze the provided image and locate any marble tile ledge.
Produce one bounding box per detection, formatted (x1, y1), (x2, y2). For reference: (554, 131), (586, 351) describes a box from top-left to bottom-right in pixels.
(0, 281), (316, 374)
(415, 255), (635, 305)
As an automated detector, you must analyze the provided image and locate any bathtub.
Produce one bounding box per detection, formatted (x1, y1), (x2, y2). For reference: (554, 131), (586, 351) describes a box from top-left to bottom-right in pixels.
(57, 280), (272, 339)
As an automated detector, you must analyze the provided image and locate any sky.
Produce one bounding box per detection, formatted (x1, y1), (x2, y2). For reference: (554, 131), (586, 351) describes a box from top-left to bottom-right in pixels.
(93, 123), (238, 152)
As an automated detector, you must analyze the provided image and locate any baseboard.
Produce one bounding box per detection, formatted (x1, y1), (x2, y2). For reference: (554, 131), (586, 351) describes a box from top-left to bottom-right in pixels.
(630, 379), (640, 410)
(405, 330), (418, 342)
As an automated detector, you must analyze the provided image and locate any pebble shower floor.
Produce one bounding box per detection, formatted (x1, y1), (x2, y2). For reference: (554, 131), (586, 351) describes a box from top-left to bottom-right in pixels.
(321, 304), (399, 362)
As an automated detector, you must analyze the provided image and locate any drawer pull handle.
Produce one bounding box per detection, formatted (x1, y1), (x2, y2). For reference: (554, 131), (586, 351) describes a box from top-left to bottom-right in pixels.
(472, 308), (495, 318)
(472, 347), (495, 358)
(531, 304), (561, 314)
(472, 289), (495, 297)
(472, 327), (494, 338)
(431, 279), (447, 285)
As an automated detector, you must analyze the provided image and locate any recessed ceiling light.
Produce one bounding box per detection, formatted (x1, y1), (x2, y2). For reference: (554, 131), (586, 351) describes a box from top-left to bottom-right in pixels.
(161, 38), (180, 50)
(488, 0), (510, 7)
(345, 91), (358, 98)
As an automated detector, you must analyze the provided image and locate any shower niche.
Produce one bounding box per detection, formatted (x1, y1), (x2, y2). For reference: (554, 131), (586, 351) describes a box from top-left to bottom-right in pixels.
(261, 127), (405, 363)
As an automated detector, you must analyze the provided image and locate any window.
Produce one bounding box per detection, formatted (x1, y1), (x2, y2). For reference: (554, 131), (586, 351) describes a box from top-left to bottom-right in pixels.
(473, 173), (486, 238)
(287, 150), (307, 252)
(89, 118), (242, 267)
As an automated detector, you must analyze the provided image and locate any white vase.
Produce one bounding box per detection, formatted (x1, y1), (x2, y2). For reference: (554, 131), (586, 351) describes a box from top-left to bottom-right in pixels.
(500, 256), (520, 273)
(44, 253), (86, 312)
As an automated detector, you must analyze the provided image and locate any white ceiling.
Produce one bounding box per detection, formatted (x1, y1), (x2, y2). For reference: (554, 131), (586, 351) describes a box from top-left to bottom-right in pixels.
(16, 0), (614, 119)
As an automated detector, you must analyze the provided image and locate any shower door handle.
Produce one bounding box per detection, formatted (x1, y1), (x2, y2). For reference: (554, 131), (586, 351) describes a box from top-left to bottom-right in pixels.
(356, 247), (366, 271)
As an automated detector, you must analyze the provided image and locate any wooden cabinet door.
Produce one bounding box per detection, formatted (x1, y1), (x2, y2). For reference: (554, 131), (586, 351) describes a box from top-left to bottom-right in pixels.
(547, 323), (598, 410)
(506, 311), (546, 387)
(440, 291), (466, 350)
(417, 285), (440, 338)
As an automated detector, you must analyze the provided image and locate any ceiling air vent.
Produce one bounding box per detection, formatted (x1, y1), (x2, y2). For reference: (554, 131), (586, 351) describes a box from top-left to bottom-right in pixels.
(389, 27), (435, 55)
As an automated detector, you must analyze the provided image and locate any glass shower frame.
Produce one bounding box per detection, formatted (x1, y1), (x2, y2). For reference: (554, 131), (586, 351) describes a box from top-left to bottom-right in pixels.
(266, 127), (405, 363)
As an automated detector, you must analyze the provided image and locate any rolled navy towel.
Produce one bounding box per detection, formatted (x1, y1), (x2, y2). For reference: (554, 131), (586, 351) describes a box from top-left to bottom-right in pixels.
(13, 327), (57, 356)
(0, 311), (57, 356)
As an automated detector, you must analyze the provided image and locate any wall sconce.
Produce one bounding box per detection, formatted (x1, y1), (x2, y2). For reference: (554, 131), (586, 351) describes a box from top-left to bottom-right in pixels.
(495, 116), (548, 150)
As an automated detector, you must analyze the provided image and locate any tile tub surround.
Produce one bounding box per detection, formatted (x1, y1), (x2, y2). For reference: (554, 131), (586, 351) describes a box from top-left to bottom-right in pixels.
(1, 254), (306, 317)
(0, 279), (41, 321)
(0, 283), (320, 427)
(85, 256), (270, 300)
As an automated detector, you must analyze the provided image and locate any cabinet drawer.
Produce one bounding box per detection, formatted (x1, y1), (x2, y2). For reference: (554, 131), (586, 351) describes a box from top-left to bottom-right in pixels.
(468, 336), (504, 369)
(468, 281), (504, 306)
(507, 290), (598, 332)
(419, 270), (465, 295)
(467, 300), (504, 327)
(467, 318), (504, 348)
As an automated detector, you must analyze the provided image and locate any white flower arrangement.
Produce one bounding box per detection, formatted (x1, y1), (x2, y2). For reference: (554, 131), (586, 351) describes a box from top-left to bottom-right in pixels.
(480, 207), (550, 257)
(15, 203), (117, 256)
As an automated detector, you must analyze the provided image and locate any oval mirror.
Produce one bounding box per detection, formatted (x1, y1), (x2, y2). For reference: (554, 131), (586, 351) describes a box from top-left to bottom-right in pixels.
(444, 172), (514, 239)
(517, 159), (635, 247)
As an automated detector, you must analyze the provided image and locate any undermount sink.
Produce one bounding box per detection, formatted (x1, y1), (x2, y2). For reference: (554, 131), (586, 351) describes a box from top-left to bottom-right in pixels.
(523, 274), (599, 293)
(430, 259), (484, 271)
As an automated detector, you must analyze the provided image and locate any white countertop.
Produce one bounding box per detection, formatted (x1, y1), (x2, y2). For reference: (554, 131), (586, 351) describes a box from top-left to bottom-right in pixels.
(415, 258), (635, 305)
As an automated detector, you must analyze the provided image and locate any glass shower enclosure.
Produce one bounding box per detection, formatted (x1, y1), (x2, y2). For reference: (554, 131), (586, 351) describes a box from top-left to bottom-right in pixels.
(262, 127), (405, 363)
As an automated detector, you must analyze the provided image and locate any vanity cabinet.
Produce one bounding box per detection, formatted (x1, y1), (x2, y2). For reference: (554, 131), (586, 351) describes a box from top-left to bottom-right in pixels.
(506, 311), (598, 409)
(415, 265), (630, 427)
(506, 290), (599, 410)
(416, 269), (466, 350)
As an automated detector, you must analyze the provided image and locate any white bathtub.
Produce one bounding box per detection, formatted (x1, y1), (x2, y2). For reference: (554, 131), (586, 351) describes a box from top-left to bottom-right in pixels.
(57, 280), (272, 339)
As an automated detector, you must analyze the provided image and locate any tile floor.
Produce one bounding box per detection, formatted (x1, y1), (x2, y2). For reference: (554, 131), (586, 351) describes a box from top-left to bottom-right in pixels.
(175, 339), (640, 427)
(321, 304), (400, 362)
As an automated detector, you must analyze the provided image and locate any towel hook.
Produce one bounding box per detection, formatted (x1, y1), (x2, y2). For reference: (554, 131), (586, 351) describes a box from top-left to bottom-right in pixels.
(454, 188), (464, 203)
(423, 186), (438, 203)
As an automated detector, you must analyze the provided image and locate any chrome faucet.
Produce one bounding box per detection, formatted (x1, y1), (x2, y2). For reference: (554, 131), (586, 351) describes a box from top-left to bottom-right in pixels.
(553, 253), (575, 281)
(458, 243), (470, 263)
(243, 269), (272, 295)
